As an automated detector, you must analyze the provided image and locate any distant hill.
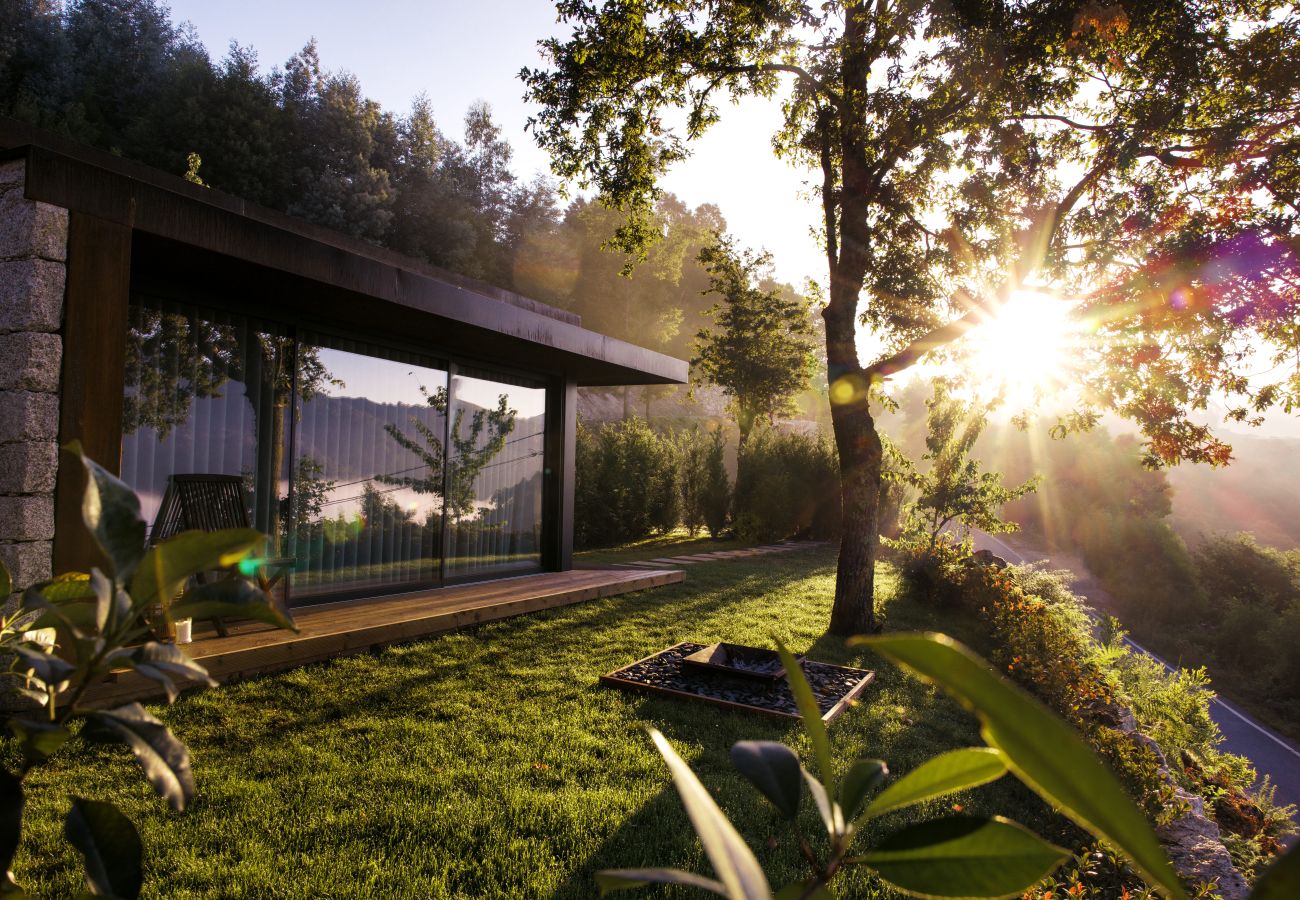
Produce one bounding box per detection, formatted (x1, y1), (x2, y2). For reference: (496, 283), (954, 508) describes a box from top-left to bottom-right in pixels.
(1167, 433), (1300, 549)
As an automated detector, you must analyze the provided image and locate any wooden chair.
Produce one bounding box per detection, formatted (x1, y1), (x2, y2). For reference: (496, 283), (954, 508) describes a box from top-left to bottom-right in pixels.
(149, 474), (295, 636)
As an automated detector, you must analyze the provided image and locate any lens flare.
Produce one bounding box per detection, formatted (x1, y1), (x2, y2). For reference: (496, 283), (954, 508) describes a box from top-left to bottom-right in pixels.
(964, 291), (1079, 406)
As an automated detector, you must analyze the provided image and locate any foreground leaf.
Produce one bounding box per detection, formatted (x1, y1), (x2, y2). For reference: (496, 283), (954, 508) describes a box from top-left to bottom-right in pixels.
(172, 578), (297, 633)
(860, 816), (1068, 899)
(596, 868), (728, 896)
(130, 528), (261, 612)
(856, 633), (1187, 899)
(839, 758), (888, 821)
(648, 728), (771, 899)
(82, 704), (194, 812)
(864, 748), (1008, 820)
(127, 642), (217, 703)
(1252, 839), (1300, 900)
(773, 637), (833, 791)
(64, 798), (143, 899)
(68, 442), (146, 583)
(0, 769), (22, 875)
(8, 720), (71, 762)
(730, 741), (802, 820)
(803, 768), (845, 839)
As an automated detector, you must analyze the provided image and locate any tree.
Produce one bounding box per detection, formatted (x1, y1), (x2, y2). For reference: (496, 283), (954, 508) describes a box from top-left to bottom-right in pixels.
(379, 386), (517, 523)
(523, 1), (1300, 633)
(693, 235), (816, 451)
(894, 383), (1038, 548)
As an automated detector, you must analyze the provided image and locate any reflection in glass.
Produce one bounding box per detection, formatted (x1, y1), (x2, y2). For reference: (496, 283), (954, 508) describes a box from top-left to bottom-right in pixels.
(121, 298), (293, 545)
(286, 339), (449, 598)
(446, 369), (546, 578)
(120, 300), (550, 603)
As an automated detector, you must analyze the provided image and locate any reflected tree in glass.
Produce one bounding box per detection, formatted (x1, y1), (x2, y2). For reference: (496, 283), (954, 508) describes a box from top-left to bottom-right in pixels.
(378, 384), (517, 523)
(123, 303), (339, 551)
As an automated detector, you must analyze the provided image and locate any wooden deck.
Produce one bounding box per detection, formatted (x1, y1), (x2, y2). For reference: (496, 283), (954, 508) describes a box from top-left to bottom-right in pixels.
(84, 567), (683, 708)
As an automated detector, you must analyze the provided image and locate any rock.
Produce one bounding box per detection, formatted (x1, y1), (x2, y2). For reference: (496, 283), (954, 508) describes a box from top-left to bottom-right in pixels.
(972, 549), (1008, 569)
(1158, 787), (1250, 900)
(0, 258), (65, 333)
(0, 391), (59, 444)
(0, 441), (57, 494)
(0, 495), (55, 542)
(0, 332), (61, 392)
(0, 540), (52, 591)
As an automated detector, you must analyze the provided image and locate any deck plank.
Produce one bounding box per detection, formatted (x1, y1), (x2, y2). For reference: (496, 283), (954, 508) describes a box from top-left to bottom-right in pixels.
(82, 568), (683, 707)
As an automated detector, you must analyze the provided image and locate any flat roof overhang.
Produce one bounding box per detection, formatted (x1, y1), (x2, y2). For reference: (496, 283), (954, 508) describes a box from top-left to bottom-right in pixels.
(1, 121), (687, 387)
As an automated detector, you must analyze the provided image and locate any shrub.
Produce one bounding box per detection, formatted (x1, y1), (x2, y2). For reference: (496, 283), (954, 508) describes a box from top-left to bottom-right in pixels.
(675, 426), (731, 538)
(574, 418), (680, 548)
(1193, 533), (1300, 613)
(732, 428), (838, 543)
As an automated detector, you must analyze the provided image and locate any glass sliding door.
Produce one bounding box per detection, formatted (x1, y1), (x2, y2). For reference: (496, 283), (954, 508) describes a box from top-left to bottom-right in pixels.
(285, 336), (448, 599)
(445, 367), (546, 579)
(121, 297), (291, 546)
(122, 298), (552, 603)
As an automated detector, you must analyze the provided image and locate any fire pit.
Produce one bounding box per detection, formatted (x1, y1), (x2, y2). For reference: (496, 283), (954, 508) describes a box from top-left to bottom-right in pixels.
(601, 642), (874, 724)
(681, 642), (799, 683)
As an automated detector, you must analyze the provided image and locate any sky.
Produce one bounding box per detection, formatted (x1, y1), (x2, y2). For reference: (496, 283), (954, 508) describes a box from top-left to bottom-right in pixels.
(164, 0), (826, 286)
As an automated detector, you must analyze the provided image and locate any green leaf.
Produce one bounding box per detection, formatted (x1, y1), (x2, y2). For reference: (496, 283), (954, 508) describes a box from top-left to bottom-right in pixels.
(67, 442), (147, 583)
(839, 758), (888, 822)
(596, 868), (728, 896)
(30, 573), (96, 604)
(172, 578), (298, 633)
(730, 741), (802, 820)
(127, 642), (216, 703)
(64, 798), (143, 899)
(802, 768), (844, 839)
(82, 703), (194, 812)
(773, 637), (832, 791)
(130, 528), (262, 613)
(8, 720), (71, 762)
(855, 633), (1187, 900)
(0, 769), (22, 875)
(648, 728), (772, 900)
(864, 748), (1007, 820)
(861, 816), (1068, 899)
(10, 644), (75, 689)
(1252, 839), (1300, 900)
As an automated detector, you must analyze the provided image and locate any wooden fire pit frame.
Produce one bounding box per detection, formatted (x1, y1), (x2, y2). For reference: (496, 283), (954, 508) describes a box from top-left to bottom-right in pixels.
(600, 641), (875, 724)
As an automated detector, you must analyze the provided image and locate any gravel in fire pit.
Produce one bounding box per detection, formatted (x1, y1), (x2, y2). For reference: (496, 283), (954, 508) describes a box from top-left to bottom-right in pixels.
(601, 642), (875, 723)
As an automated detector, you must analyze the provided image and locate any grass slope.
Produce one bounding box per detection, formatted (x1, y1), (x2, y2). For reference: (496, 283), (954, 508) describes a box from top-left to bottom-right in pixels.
(11, 548), (1073, 898)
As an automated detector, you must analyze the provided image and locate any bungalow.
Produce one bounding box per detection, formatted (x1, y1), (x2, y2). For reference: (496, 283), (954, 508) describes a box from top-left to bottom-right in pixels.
(0, 119), (687, 672)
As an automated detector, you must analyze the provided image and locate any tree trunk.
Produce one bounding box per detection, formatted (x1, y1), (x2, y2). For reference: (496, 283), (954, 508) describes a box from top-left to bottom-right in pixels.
(623, 385), (632, 420)
(826, 388), (884, 635)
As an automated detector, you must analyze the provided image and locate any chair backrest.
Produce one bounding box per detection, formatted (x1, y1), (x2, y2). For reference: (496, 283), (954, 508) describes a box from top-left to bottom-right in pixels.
(150, 474), (252, 544)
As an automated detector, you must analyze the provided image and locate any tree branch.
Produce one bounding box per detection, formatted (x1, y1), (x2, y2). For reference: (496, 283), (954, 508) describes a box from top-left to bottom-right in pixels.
(703, 62), (842, 106)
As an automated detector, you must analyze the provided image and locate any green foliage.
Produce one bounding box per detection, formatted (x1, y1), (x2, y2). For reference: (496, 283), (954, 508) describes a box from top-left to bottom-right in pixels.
(859, 634), (1187, 899)
(574, 419), (680, 549)
(893, 384), (1038, 548)
(732, 429), (838, 543)
(676, 426), (732, 539)
(693, 236), (816, 449)
(0, 444), (294, 897)
(379, 386), (518, 522)
(601, 635), (1078, 899)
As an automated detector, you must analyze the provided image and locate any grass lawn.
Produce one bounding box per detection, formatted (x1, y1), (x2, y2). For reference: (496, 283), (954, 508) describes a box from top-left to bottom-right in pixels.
(10, 546), (1078, 898)
(575, 529), (759, 566)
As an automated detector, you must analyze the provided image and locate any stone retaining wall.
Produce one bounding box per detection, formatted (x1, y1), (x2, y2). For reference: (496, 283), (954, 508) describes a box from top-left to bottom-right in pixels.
(0, 158), (67, 606)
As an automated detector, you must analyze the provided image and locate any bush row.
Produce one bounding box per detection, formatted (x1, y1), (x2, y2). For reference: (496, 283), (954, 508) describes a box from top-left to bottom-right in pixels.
(573, 419), (840, 549)
(891, 537), (1296, 879)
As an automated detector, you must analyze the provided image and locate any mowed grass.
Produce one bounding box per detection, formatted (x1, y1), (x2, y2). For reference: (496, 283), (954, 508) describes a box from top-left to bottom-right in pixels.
(10, 547), (1077, 898)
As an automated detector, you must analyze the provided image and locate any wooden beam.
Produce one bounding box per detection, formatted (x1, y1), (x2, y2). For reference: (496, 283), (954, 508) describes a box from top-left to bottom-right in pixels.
(53, 212), (131, 573)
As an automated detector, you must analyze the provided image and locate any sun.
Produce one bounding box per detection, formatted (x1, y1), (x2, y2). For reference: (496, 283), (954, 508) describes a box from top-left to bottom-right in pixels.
(963, 290), (1078, 406)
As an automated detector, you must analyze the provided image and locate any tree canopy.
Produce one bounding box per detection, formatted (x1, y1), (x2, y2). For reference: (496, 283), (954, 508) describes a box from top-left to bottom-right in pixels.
(524, 0), (1300, 632)
(693, 235), (816, 448)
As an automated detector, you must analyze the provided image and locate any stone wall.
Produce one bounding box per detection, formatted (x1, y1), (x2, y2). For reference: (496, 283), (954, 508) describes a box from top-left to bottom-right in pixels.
(0, 158), (67, 605)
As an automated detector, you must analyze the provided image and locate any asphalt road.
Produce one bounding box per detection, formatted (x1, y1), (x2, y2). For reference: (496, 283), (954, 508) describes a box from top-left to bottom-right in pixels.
(970, 531), (1300, 828)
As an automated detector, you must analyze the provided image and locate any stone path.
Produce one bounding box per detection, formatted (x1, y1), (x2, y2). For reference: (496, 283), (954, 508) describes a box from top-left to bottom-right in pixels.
(611, 541), (829, 569)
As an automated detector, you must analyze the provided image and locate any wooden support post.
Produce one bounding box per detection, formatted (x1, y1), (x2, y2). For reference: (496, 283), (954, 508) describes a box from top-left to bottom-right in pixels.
(543, 376), (577, 571)
(53, 212), (131, 573)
